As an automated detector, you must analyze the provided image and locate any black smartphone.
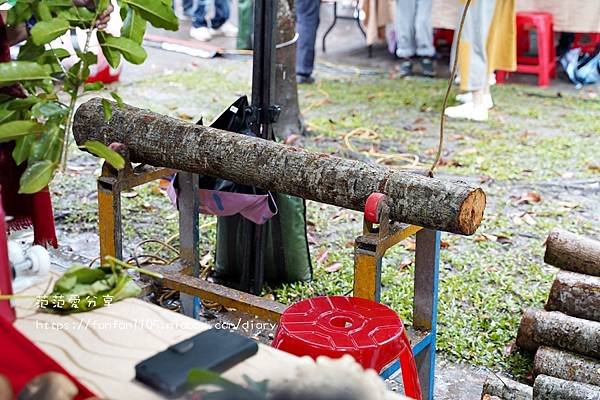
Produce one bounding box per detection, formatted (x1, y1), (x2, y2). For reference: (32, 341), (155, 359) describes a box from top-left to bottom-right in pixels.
(135, 328), (259, 396)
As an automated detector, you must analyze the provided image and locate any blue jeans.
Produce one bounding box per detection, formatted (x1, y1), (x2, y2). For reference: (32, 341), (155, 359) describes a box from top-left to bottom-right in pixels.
(296, 0), (320, 77)
(183, 0), (194, 15)
(192, 0), (230, 29)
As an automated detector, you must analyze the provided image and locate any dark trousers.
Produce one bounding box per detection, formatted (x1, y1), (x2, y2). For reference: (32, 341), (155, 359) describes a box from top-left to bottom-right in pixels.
(192, 0), (230, 29)
(296, 0), (320, 77)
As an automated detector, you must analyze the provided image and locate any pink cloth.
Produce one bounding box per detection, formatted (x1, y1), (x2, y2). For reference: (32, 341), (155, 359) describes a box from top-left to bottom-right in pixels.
(167, 182), (277, 225)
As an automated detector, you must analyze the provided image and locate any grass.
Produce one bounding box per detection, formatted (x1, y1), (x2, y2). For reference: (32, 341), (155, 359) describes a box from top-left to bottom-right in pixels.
(54, 59), (600, 379)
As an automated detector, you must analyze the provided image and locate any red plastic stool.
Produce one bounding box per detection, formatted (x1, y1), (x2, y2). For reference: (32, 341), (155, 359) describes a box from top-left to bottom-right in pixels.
(272, 296), (422, 399)
(572, 33), (600, 54)
(496, 12), (556, 87)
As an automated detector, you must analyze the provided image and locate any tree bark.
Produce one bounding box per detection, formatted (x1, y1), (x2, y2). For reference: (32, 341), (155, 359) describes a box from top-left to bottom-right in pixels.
(516, 309), (600, 359)
(274, 0), (303, 140)
(73, 99), (486, 235)
(534, 346), (600, 387)
(481, 377), (533, 400)
(533, 375), (600, 400)
(545, 271), (600, 322)
(544, 229), (600, 276)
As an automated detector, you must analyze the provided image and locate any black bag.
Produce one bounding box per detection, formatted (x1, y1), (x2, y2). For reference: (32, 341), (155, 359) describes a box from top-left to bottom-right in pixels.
(177, 96), (312, 292)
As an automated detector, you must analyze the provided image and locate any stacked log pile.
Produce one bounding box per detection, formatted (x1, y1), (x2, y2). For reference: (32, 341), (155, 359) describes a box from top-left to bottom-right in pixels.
(515, 229), (600, 399)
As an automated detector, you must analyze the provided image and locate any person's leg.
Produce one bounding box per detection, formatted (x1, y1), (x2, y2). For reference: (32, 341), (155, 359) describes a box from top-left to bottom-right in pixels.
(395, 0), (417, 59)
(192, 0), (208, 28)
(210, 0), (230, 29)
(414, 0), (435, 76)
(183, 0), (195, 16)
(445, 0), (496, 121)
(414, 0), (434, 57)
(296, 0), (320, 81)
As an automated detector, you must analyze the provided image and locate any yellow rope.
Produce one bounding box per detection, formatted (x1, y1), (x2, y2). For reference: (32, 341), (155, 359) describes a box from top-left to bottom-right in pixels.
(342, 128), (422, 170)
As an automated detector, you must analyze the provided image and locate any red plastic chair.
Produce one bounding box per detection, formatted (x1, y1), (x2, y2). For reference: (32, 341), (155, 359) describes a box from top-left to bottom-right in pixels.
(0, 192), (15, 323)
(496, 12), (556, 87)
(273, 296), (422, 399)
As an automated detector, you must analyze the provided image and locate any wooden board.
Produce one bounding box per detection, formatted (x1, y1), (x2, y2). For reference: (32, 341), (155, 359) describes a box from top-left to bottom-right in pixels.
(12, 270), (300, 400)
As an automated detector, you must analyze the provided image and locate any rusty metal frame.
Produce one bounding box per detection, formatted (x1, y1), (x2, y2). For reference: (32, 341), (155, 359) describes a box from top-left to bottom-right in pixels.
(353, 194), (439, 400)
(97, 162), (439, 398)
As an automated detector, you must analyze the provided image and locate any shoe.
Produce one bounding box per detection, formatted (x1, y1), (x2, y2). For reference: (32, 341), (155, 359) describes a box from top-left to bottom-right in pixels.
(296, 74), (315, 85)
(444, 102), (488, 121)
(420, 57), (436, 77)
(210, 21), (238, 38)
(397, 58), (413, 77)
(190, 26), (212, 42)
(455, 92), (494, 109)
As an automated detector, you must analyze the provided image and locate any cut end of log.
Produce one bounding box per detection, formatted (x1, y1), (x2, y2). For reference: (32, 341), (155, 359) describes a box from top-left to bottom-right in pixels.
(457, 188), (486, 236)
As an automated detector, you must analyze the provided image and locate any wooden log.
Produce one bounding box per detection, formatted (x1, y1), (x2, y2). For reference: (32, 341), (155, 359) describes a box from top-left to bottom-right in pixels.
(72, 98), (486, 235)
(516, 309), (600, 359)
(545, 271), (600, 322)
(544, 229), (600, 276)
(481, 376), (533, 400)
(534, 346), (600, 387)
(533, 375), (600, 400)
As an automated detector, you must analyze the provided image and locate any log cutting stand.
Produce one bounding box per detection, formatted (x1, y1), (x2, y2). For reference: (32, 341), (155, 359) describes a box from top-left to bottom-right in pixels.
(94, 1), (441, 398)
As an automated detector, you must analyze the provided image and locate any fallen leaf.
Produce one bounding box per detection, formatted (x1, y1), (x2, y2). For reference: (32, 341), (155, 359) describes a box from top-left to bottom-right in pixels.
(307, 233), (317, 245)
(262, 293), (275, 301)
(325, 262), (342, 273)
(177, 112), (193, 120)
(458, 147), (477, 156)
(496, 235), (512, 244)
(403, 238), (416, 251)
(316, 249), (329, 265)
(284, 134), (301, 146)
(515, 191), (541, 204)
(398, 257), (413, 270)
(122, 191), (138, 198)
(436, 158), (462, 167)
(440, 240), (450, 249)
(558, 201), (579, 209)
(521, 213), (537, 226)
(424, 148), (437, 156)
(479, 175), (492, 184)
(588, 164), (600, 173)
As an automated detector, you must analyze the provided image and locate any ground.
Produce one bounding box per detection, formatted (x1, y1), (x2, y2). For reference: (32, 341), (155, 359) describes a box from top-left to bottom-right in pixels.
(42, 19), (600, 399)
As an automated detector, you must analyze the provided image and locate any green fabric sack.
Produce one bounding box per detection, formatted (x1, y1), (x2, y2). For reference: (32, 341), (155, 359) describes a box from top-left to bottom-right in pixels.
(215, 193), (312, 285)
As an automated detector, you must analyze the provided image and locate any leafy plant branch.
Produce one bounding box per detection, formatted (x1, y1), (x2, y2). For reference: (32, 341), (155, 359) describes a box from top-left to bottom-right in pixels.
(0, 0), (178, 193)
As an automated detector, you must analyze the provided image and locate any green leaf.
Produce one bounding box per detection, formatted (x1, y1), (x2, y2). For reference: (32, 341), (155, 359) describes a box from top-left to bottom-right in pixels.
(19, 160), (56, 194)
(39, 48), (72, 64)
(121, 7), (147, 44)
(34, 2), (53, 21)
(7, 97), (40, 111)
(31, 101), (68, 122)
(110, 92), (124, 108)
(97, 31), (121, 68)
(12, 135), (35, 166)
(97, 33), (147, 65)
(0, 120), (45, 143)
(123, 0), (178, 31)
(7, 2), (33, 26)
(30, 19), (70, 46)
(84, 82), (104, 92)
(0, 107), (17, 125)
(82, 140), (125, 170)
(17, 40), (46, 61)
(101, 98), (112, 121)
(0, 61), (50, 87)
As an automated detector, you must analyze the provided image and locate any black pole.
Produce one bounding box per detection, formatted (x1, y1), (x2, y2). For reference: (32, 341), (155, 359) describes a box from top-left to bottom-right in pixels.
(245, 0), (279, 294)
